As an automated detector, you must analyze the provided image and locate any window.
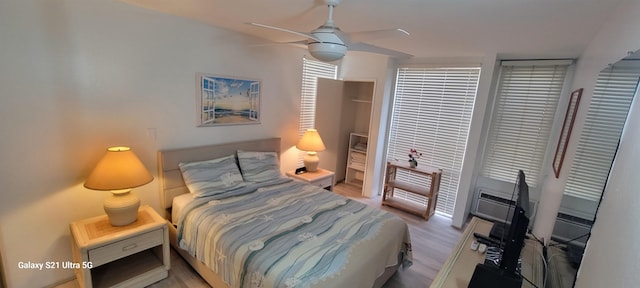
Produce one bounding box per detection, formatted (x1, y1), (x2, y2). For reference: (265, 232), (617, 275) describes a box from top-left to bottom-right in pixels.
(481, 60), (572, 186)
(387, 66), (481, 215)
(298, 58), (338, 166)
(564, 61), (640, 201)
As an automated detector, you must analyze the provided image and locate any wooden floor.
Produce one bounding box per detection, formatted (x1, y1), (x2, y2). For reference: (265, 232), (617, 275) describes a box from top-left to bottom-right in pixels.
(56, 183), (463, 288)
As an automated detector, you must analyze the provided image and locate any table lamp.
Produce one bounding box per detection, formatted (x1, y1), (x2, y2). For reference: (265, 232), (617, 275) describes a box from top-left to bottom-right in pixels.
(296, 128), (326, 172)
(84, 146), (153, 226)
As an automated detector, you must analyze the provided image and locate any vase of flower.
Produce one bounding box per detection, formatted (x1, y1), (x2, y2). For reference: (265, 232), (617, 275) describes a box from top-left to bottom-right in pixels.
(408, 149), (422, 168)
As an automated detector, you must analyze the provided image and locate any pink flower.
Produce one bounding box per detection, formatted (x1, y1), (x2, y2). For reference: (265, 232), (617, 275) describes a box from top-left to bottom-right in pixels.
(408, 149), (422, 166)
(409, 149), (422, 160)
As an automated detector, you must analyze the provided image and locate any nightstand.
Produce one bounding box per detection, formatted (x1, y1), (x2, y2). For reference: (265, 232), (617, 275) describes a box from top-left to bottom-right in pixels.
(69, 205), (169, 288)
(286, 168), (335, 191)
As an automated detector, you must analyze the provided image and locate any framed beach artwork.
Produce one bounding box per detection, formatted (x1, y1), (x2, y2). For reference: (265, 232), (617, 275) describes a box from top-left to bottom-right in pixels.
(196, 73), (261, 126)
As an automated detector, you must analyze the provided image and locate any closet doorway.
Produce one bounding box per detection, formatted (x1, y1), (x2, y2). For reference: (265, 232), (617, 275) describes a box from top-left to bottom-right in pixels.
(315, 78), (375, 193)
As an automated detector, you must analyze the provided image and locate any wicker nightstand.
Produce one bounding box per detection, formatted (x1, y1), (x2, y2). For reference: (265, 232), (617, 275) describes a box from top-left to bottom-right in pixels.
(69, 205), (169, 288)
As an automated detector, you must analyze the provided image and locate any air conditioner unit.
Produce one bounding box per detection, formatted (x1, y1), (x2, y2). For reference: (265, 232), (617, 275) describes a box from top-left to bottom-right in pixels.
(472, 188), (537, 227)
(551, 213), (592, 246)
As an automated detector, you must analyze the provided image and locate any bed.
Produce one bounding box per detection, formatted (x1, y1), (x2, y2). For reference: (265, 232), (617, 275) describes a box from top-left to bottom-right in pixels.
(158, 138), (412, 288)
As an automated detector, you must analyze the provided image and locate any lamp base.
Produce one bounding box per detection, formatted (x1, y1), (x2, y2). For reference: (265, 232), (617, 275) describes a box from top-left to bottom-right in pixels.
(104, 189), (140, 226)
(303, 151), (320, 172)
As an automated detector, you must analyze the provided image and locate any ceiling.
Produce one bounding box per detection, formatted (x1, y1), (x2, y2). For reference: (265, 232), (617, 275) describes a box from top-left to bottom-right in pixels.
(120, 0), (623, 60)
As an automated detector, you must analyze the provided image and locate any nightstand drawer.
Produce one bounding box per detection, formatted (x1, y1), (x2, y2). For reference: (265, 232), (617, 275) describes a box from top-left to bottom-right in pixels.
(89, 229), (163, 267)
(313, 176), (333, 189)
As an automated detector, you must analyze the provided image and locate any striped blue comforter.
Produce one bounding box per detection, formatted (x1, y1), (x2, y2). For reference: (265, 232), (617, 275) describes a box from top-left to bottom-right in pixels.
(177, 178), (412, 288)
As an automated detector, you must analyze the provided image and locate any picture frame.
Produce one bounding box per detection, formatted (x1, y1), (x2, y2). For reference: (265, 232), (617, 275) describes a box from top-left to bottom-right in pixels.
(196, 72), (261, 126)
(552, 88), (582, 178)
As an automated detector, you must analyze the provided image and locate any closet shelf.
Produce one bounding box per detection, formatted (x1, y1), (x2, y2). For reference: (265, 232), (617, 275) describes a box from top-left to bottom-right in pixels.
(345, 133), (368, 187)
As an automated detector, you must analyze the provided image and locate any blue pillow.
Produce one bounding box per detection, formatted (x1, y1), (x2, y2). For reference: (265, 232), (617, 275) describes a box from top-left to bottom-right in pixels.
(179, 155), (246, 197)
(237, 150), (281, 182)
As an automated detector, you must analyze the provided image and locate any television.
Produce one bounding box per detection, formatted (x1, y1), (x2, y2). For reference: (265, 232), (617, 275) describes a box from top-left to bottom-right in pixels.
(498, 170), (530, 273)
(469, 170), (530, 288)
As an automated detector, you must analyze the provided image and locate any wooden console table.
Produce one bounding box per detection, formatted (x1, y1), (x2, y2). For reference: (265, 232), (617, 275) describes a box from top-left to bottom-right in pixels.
(382, 161), (442, 220)
(431, 217), (544, 288)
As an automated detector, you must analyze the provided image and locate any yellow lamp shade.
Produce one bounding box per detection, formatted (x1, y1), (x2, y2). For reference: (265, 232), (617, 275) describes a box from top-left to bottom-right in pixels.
(296, 129), (326, 152)
(296, 129), (326, 172)
(84, 146), (153, 191)
(84, 146), (153, 226)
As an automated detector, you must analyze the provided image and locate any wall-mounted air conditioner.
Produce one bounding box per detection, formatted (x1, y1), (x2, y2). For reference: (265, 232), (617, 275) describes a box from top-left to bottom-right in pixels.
(551, 212), (593, 246)
(473, 186), (591, 246)
(472, 187), (537, 227)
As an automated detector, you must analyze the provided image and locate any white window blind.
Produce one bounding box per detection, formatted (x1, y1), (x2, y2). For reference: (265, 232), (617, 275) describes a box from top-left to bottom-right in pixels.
(564, 62), (640, 201)
(481, 60), (571, 186)
(388, 67), (481, 216)
(298, 58), (337, 166)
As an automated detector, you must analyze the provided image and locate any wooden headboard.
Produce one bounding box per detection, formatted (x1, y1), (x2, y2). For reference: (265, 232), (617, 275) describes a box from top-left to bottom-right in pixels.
(157, 138), (281, 211)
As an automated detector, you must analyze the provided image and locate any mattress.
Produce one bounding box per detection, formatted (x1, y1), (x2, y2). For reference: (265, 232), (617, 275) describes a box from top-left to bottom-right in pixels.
(175, 178), (412, 288)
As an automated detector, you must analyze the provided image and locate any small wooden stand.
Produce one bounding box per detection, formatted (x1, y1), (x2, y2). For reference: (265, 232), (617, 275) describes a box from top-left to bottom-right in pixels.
(382, 161), (442, 220)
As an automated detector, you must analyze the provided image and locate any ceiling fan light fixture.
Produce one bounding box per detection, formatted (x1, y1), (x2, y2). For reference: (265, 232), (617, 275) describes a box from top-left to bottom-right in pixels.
(308, 42), (347, 62)
(248, 0), (411, 62)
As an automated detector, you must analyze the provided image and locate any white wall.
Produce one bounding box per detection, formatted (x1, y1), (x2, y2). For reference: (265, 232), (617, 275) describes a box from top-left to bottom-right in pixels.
(458, 0), (640, 235)
(0, 1), (307, 287)
(536, 0), (640, 232)
(569, 0), (640, 286)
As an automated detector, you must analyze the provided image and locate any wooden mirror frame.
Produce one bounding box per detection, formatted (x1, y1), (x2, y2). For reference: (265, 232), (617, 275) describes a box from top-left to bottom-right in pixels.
(553, 88), (582, 178)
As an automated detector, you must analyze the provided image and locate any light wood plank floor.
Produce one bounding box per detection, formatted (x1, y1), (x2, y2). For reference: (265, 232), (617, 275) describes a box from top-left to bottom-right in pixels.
(56, 183), (463, 288)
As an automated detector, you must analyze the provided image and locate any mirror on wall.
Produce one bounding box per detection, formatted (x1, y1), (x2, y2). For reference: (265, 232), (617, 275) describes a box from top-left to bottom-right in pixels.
(546, 49), (640, 288)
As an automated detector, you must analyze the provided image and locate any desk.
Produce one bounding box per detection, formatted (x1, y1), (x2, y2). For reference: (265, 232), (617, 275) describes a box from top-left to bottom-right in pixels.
(431, 217), (544, 288)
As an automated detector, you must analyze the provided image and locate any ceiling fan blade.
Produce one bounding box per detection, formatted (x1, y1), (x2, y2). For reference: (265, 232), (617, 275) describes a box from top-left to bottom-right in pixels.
(249, 40), (308, 48)
(348, 28), (410, 44)
(348, 42), (412, 59)
(248, 22), (321, 42)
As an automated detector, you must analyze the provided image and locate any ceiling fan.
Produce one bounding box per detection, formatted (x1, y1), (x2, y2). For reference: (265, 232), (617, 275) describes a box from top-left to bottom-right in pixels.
(249, 0), (411, 62)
